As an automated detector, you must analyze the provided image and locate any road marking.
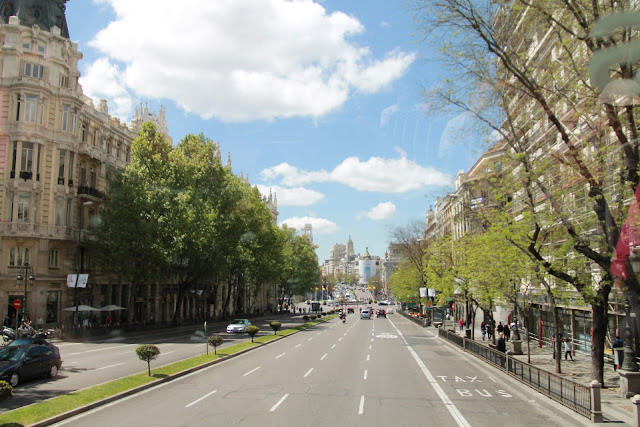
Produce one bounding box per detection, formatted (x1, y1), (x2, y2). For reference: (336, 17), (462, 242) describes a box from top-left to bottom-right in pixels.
(370, 338), (373, 342)
(185, 390), (217, 408)
(295, 344), (302, 348)
(276, 353), (286, 359)
(113, 351), (132, 356)
(366, 354), (370, 361)
(389, 317), (470, 427)
(489, 377), (497, 383)
(304, 368), (314, 378)
(331, 344), (336, 349)
(243, 366), (261, 376)
(67, 345), (124, 356)
(364, 370), (368, 380)
(358, 395), (365, 415)
(344, 333), (347, 336)
(270, 393), (289, 412)
(375, 333), (397, 339)
(321, 353), (327, 361)
(94, 363), (124, 371)
(339, 337), (343, 341)
(317, 332), (322, 336)
(158, 351), (174, 357)
(308, 338), (313, 341)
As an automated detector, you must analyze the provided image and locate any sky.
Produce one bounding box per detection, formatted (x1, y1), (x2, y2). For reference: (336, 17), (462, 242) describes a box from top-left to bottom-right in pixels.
(65, 0), (485, 263)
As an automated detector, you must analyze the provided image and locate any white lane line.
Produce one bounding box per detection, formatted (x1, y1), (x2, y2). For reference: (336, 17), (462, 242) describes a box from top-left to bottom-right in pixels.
(339, 337), (343, 342)
(295, 344), (302, 348)
(370, 338), (373, 342)
(388, 317), (470, 427)
(308, 338), (313, 341)
(158, 351), (175, 357)
(67, 345), (125, 356)
(276, 353), (286, 359)
(270, 393), (289, 412)
(304, 368), (314, 378)
(364, 370), (368, 380)
(489, 377), (497, 383)
(185, 390), (217, 408)
(94, 363), (124, 371)
(369, 345), (372, 350)
(243, 366), (261, 376)
(331, 344), (336, 349)
(317, 332), (322, 336)
(320, 353), (327, 361)
(358, 395), (365, 415)
(366, 354), (370, 361)
(113, 351), (131, 356)
(344, 333), (347, 336)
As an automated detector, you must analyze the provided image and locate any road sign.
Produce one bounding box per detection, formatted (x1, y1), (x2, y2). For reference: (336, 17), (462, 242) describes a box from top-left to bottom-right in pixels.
(12, 299), (21, 309)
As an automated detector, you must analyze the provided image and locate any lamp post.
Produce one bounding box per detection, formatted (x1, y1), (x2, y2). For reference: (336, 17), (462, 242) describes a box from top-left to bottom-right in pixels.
(16, 261), (35, 326)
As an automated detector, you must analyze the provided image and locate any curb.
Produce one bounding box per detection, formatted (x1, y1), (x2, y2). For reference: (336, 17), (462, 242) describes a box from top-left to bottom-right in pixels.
(28, 318), (333, 427)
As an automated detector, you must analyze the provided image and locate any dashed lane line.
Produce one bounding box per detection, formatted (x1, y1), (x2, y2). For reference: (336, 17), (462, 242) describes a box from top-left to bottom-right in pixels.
(331, 344), (336, 349)
(270, 394), (289, 412)
(320, 353), (327, 361)
(94, 363), (124, 371)
(364, 370), (368, 380)
(185, 390), (217, 408)
(304, 368), (314, 378)
(276, 353), (286, 359)
(295, 344), (302, 348)
(243, 366), (261, 376)
(358, 395), (365, 415)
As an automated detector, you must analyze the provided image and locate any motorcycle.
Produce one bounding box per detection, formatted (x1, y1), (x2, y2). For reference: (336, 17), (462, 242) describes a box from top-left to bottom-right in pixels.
(2, 326), (16, 342)
(340, 313), (346, 323)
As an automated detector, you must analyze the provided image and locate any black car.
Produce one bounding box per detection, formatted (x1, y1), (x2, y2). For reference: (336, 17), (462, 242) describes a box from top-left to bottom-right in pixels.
(0, 344), (62, 387)
(8, 337), (59, 353)
(377, 309), (387, 318)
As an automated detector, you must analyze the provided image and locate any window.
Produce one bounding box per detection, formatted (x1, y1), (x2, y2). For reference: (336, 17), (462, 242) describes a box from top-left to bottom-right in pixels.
(25, 95), (37, 123)
(17, 193), (30, 222)
(49, 249), (58, 268)
(81, 124), (86, 141)
(80, 167), (86, 186)
(21, 142), (33, 173)
(15, 95), (20, 121)
(68, 152), (74, 185)
(23, 62), (43, 78)
(55, 198), (63, 226)
(9, 247), (30, 266)
(71, 108), (77, 133)
(36, 144), (41, 181)
(58, 149), (65, 185)
(65, 199), (72, 227)
(38, 99), (44, 125)
(8, 191), (13, 222)
(10, 142), (17, 178)
(46, 291), (59, 323)
(38, 45), (45, 53)
(59, 73), (69, 88)
(90, 169), (96, 188)
(62, 105), (68, 131)
(116, 143), (120, 159)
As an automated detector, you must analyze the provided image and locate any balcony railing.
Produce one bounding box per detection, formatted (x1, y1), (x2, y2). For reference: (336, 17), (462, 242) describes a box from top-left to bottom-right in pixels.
(77, 185), (105, 200)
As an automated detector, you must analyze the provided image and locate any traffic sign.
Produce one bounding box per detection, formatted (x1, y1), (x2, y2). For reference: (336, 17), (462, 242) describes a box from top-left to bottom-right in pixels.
(12, 299), (21, 309)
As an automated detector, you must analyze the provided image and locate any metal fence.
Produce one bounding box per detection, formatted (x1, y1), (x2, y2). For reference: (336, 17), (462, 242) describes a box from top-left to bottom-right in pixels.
(438, 328), (592, 418)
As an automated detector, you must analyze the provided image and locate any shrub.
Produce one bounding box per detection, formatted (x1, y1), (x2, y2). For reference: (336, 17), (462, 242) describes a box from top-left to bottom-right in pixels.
(136, 344), (161, 376)
(310, 314), (317, 321)
(245, 325), (260, 342)
(0, 381), (12, 401)
(303, 315), (310, 321)
(207, 335), (224, 354)
(322, 300), (327, 305)
(269, 321), (282, 335)
(306, 300), (311, 304)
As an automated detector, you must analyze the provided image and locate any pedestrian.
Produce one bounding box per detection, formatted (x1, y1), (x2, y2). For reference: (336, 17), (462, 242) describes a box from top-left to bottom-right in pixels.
(564, 337), (573, 361)
(36, 316), (44, 330)
(459, 318), (464, 332)
(497, 321), (504, 336)
(503, 323), (510, 341)
(480, 321), (486, 341)
(612, 334), (624, 371)
(497, 333), (507, 353)
(486, 321), (493, 339)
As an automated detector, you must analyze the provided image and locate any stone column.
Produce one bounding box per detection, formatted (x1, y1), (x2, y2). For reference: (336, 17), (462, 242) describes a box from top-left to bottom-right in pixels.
(590, 380), (603, 423)
(632, 394), (640, 427)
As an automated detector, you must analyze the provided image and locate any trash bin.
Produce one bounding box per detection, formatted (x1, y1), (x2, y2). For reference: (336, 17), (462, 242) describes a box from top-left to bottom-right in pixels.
(465, 328), (471, 339)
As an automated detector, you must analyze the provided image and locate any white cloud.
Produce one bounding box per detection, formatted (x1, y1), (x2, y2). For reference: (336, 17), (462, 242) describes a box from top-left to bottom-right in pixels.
(380, 104), (398, 128)
(79, 57), (132, 120)
(261, 156), (451, 193)
(380, 21), (390, 29)
(256, 185), (325, 207)
(82, 0), (415, 123)
(280, 216), (339, 234)
(357, 202), (396, 220)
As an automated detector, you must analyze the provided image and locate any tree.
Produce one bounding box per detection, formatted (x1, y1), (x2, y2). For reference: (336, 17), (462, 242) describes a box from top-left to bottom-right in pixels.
(270, 321), (282, 335)
(136, 344), (161, 376)
(245, 325), (260, 342)
(412, 0), (640, 385)
(0, 381), (12, 401)
(388, 220), (431, 292)
(388, 259), (422, 303)
(207, 335), (224, 355)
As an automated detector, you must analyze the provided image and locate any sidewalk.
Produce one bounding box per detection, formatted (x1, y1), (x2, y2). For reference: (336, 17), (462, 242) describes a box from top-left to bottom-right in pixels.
(447, 321), (636, 424)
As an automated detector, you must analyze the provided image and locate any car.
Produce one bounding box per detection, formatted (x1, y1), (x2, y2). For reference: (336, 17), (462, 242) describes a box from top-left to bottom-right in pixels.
(378, 301), (388, 305)
(360, 309), (371, 319)
(377, 309), (387, 318)
(8, 337), (59, 353)
(0, 344), (62, 387)
(226, 319), (252, 333)
(347, 308), (354, 313)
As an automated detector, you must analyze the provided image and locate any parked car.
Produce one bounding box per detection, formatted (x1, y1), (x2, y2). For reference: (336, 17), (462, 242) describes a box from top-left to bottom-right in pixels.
(0, 344), (62, 387)
(8, 337), (59, 353)
(226, 319), (252, 333)
(377, 309), (387, 318)
(360, 309), (371, 320)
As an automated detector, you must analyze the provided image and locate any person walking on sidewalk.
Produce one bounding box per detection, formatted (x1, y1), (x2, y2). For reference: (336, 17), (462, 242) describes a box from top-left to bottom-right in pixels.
(480, 321), (486, 341)
(503, 323), (510, 341)
(497, 321), (504, 336)
(564, 337), (573, 361)
(459, 318), (464, 332)
(497, 333), (507, 352)
(612, 334), (624, 371)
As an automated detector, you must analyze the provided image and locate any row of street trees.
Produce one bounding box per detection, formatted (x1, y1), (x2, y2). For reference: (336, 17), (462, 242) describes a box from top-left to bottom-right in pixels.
(87, 123), (319, 325)
(389, 0), (640, 386)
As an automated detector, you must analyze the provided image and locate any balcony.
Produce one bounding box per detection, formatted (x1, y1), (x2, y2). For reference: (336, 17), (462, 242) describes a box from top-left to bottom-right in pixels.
(77, 185), (105, 200)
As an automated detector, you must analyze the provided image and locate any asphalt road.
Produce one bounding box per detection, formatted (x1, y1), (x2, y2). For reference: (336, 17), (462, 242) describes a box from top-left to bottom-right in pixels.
(1, 315), (309, 413)
(52, 313), (588, 427)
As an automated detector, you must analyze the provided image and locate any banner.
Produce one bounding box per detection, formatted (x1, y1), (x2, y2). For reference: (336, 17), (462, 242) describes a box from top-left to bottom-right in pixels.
(428, 288), (436, 297)
(66, 274), (77, 288)
(419, 287), (428, 298)
(77, 274), (89, 288)
(66, 274), (89, 288)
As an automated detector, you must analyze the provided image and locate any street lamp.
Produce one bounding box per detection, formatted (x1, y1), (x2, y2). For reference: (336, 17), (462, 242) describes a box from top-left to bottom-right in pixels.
(16, 261), (35, 325)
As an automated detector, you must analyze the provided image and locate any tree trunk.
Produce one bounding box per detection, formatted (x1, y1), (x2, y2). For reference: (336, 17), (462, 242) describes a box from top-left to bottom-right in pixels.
(222, 279), (233, 316)
(127, 285), (136, 324)
(591, 293), (609, 386)
(552, 303), (562, 374)
(172, 288), (185, 326)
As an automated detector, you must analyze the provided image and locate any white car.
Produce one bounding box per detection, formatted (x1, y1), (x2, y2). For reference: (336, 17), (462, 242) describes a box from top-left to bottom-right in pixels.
(226, 319), (251, 333)
(360, 309), (371, 320)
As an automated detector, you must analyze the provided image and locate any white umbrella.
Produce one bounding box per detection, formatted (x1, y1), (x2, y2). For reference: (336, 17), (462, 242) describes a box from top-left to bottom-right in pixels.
(63, 305), (99, 312)
(99, 305), (127, 311)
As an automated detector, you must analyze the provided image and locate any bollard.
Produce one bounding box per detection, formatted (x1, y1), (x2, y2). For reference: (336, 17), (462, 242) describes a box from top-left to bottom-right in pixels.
(633, 395), (640, 427)
(590, 380), (603, 423)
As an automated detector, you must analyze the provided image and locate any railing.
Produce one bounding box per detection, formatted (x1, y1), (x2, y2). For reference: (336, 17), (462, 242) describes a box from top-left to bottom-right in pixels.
(77, 185), (105, 199)
(439, 328), (592, 419)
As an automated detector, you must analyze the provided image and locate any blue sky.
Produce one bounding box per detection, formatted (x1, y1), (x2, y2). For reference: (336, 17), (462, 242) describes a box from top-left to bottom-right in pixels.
(66, 0), (484, 263)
